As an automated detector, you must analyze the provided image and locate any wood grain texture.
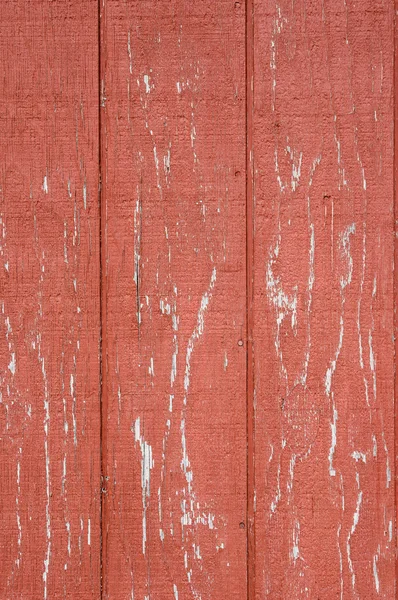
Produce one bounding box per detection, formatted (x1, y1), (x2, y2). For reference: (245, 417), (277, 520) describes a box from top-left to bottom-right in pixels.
(0, 2), (100, 598)
(395, 0), (398, 594)
(100, 1), (247, 598)
(252, 0), (395, 598)
(2, 2), (398, 598)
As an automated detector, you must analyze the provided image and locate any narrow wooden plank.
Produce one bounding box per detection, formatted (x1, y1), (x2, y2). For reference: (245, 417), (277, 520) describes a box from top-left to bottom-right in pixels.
(253, 0), (395, 597)
(100, 1), (247, 598)
(0, 2), (100, 598)
(395, 0), (398, 591)
(395, 2), (398, 594)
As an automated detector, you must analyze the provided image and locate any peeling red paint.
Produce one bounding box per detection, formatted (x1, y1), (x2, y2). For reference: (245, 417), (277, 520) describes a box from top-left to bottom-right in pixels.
(0, 1), (396, 598)
(0, 2), (100, 598)
(100, 2), (247, 598)
(253, 0), (395, 597)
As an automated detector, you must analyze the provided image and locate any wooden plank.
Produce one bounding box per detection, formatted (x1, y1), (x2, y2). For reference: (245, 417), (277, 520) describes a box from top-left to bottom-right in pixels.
(395, 0), (398, 594)
(252, 0), (395, 597)
(0, 2), (100, 598)
(100, 1), (247, 598)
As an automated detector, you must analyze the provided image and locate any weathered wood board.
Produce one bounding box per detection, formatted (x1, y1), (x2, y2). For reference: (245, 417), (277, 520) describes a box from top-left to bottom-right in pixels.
(100, 1), (247, 599)
(1, 1), (397, 598)
(252, 0), (395, 597)
(0, 2), (100, 598)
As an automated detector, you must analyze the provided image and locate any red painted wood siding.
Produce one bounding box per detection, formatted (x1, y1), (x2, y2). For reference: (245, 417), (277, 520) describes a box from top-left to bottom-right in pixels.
(0, 2), (100, 598)
(253, 1), (395, 598)
(0, 1), (396, 599)
(100, 2), (247, 597)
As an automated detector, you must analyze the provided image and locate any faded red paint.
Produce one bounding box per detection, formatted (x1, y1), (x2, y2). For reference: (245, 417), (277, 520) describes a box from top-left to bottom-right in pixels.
(1, 1), (396, 599)
(0, 1), (100, 598)
(100, 1), (247, 598)
(253, 0), (395, 597)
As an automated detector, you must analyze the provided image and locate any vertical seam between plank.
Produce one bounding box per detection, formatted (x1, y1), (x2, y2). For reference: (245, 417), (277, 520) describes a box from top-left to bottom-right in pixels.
(99, 0), (104, 597)
(394, 1), (397, 595)
(246, 0), (255, 598)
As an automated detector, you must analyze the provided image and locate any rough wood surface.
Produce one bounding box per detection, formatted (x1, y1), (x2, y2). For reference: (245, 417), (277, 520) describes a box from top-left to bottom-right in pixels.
(100, 1), (247, 598)
(0, 2), (100, 598)
(2, 1), (397, 598)
(252, 0), (395, 597)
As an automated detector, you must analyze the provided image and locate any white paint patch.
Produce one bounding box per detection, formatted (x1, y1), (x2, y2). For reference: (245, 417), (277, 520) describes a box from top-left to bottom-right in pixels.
(15, 452), (22, 568)
(352, 451), (366, 463)
(148, 357), (155, 377)
(270, 7), (287, 110)
(223, 351), (228, 371)
(42, 176), (48, 194)
(347, 473), (362, 594)
(127, 31), (133, 74)
(134, 418), (154, 555)
(266, 241), (298, 332)
(274, 148), (285, 193)
(373, 551), (380, 593)
(143, 74), (152, 93)
(326, 224), (356, 478)
(329, 404), (338, 476)
(160, 299), (171, 315)
(286, 145), (303, 192)
(178, 268), (220, 590)
(8, 352), (16, 375)
(372, 435), (377, 457)
(83, 182), (87, 209)
(183, 267), (217, 400)
(369, 328), (377, 401)
(133, 193), (142, 326)
(340, 224), (356, 289)
(63, 222), (68, 264)
(171, 351), (177, 386)
(66, 521), (71, 556)
(292, 520), (300, 561)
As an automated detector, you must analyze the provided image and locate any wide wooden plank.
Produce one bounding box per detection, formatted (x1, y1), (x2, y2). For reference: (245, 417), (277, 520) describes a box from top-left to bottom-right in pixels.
(252, 0), (395, 597)
(0, 2), (100, 598)
(100, 1), (247, 598)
